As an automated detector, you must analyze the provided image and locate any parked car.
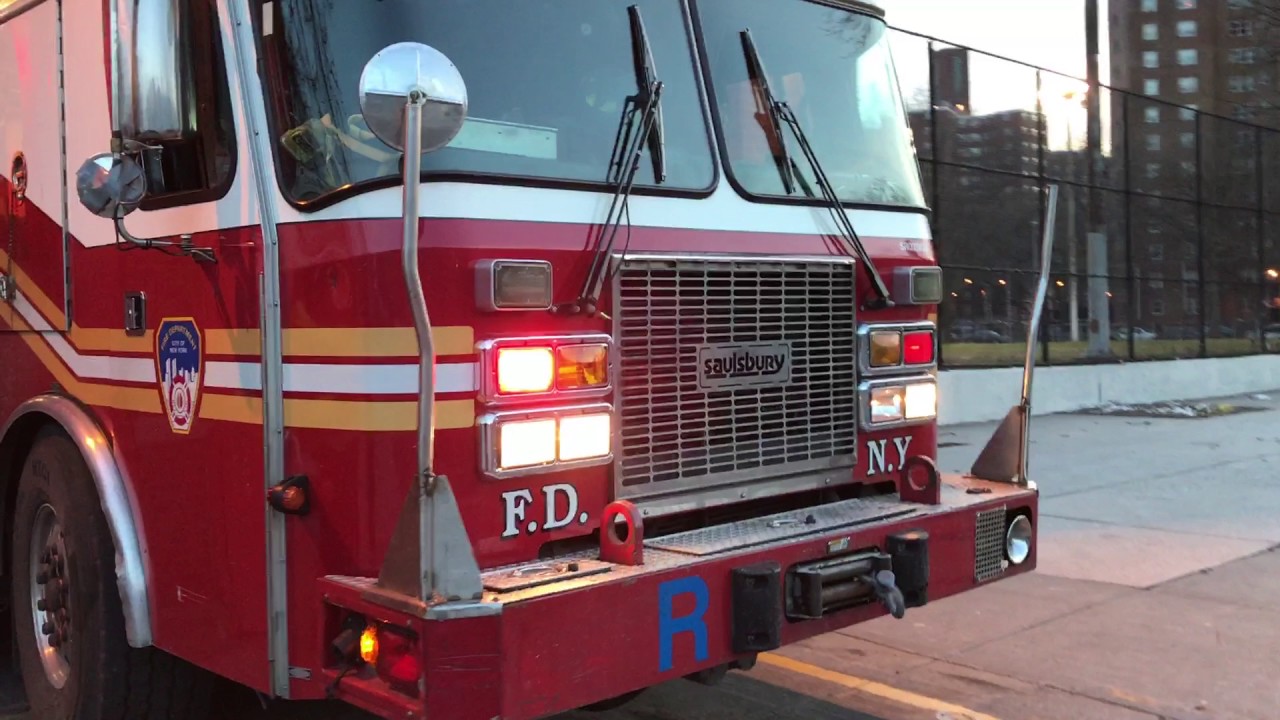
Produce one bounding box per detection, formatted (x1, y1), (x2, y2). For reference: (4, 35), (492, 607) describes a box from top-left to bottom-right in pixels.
(1112, 327), (1157, 341)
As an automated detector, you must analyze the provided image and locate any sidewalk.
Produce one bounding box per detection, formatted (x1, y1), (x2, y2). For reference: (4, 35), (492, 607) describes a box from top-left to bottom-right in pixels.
(763, 391), (1280, 720)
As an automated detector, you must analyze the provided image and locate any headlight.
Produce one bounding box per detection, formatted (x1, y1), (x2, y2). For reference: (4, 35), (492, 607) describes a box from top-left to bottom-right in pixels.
(498, 418), (558, 470)
(860, 377), (937, 429)
(481, 405), (613, 477)
(1006, 514), (1033, 565)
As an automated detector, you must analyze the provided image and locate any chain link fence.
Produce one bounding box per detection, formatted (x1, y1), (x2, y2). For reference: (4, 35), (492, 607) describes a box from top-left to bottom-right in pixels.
(888, 28), (1280, 368)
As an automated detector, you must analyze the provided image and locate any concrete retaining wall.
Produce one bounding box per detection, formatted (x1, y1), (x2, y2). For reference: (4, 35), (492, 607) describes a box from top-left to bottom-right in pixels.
(938, 354), (1280, 426)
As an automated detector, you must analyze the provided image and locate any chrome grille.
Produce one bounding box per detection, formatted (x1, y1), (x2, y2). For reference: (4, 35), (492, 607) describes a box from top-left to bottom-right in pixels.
(974, 507), (1008, 582)
(615, 257), (858, 498)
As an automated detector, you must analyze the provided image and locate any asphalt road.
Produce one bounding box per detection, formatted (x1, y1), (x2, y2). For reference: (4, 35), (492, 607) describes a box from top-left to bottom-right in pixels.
(10, 390), (1280, 720)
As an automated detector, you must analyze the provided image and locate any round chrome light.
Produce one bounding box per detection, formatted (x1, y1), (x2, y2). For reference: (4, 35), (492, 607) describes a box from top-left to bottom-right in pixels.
(1005, 515), (1033, 565)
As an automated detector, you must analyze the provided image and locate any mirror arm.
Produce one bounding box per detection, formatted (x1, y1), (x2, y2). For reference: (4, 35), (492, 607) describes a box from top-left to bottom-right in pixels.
(112, 211), (218, 264)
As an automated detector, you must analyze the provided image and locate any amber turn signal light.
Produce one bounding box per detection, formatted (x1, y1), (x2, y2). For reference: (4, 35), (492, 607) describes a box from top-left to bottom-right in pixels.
(267, 475), (311, 516)
(556, 343), (609, 391)
(869, 330), (902, 367)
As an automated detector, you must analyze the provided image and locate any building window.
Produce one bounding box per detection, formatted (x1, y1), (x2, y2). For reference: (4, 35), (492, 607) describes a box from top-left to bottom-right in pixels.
(1175, 0), (1195, 8)
(1146, 106), (1161, 123)
(1179, 104), (1198, 121)
(1146, 162), (1161, 179)
(1150, 244), (1164, 261)
(1183, 287), (1199, 316)
(1233, 105), (1256, 120)
(1178, 76), (1199, 93)
(1143, 23), (1159, 40)
(1229, 75), (1256, 92)
(1229, 48), (1258, 64)
(1180, 132), (1195, 149)
(1143, 51), (1159, 68)
(1228, 0), (1254, 7)
(1176, 20), (1197, 37)
(1177, 49), (1198, 66)
(1142, 0), (1157, 10)
(1148, 279), (1165, 289)
(1181, 160), (1196, 174)
(1151, 298), (1165, 316)
(1228, 20), (1253, 36)
(1146, 134), (1162, 151)
(1144, 78), (1160, 95)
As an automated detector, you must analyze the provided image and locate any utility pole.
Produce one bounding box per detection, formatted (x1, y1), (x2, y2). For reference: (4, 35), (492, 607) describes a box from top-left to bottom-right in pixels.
(1085, 0), (1113, 357)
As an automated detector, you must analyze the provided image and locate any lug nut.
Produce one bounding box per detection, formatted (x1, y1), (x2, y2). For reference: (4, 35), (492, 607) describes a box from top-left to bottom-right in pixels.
(37, 599), (47, 612)
(41, 621), (54, 636)
(36, 571), (48, 585)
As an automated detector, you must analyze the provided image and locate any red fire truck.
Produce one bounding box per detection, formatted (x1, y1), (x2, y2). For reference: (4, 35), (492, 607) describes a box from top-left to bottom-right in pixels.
(0, 0), (1044, 718)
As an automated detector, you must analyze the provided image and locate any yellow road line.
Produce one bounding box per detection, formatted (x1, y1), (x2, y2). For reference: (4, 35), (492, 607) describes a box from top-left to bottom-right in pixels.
(758, 653), (1003, 720)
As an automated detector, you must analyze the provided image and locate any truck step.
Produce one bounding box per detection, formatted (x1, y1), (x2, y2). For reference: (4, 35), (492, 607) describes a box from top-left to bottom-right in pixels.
(644, 495), (921, 557)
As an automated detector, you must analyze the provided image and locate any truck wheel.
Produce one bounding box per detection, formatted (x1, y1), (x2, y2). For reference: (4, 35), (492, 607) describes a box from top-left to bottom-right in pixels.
(10, 427), (213, 719)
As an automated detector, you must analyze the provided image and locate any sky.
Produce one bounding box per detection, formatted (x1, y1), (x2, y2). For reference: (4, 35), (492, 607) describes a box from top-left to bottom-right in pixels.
(878, 0), (1110, 148)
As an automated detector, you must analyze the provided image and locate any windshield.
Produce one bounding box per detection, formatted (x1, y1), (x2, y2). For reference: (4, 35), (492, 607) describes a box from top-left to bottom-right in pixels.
(694, 0), (926, 208)
(260, 0), (715, 205)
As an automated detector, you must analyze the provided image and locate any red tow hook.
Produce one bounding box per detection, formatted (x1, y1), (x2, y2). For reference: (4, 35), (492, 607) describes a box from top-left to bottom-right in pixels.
(599, 500), (644, 566)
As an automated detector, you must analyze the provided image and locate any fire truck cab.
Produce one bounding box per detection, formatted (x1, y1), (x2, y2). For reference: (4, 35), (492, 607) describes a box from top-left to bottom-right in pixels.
(0, 0), (1041, 718)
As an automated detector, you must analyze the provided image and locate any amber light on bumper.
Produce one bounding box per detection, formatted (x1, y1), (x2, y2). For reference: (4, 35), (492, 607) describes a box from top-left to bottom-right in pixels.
(481, 405), (613, 476)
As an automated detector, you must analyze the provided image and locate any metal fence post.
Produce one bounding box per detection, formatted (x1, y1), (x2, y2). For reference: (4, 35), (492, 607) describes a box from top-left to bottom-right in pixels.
(1257, 124), (1267, 352)
(1036, 68), (1050, 366)
(1195, 111), (1207, 358)
(1123, 94), (1135, 361)
(928, 40), (945, 367)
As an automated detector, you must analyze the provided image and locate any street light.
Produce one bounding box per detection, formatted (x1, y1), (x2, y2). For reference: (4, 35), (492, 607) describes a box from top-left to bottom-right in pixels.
(1267, 268), (1278, 280)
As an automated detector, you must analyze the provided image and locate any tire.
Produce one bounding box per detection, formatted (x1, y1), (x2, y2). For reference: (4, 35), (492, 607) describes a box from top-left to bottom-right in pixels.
(10, 427), (214, 720)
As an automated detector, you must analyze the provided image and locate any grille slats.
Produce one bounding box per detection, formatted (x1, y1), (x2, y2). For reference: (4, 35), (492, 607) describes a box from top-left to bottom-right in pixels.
(974, 507), (1008, 582)
(616, 258), (858, 494)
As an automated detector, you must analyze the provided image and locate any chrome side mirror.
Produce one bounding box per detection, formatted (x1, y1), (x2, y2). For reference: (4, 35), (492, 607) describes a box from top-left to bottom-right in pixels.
(75, 153), (147, 219)
(357, 42), (468, 153)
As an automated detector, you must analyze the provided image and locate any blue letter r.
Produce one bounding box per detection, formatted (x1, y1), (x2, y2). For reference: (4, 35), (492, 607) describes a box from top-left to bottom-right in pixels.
(658, 576), (709, 672)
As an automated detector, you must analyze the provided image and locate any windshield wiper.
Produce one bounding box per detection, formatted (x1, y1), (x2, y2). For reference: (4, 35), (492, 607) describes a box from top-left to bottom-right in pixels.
(740, 28), (795, 196)
(740, 28), (893, 310)
(558, 4), (665, 317)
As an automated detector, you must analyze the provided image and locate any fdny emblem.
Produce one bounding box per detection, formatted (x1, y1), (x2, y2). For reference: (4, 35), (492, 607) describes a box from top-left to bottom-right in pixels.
(156, 318), (203, 435)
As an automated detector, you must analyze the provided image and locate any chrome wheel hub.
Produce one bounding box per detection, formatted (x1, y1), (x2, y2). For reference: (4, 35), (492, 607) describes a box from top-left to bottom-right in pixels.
(30, 504), (71, 689)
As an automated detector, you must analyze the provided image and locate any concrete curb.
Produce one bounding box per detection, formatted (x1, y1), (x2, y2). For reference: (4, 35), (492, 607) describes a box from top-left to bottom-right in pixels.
(938, 353), (1280, 426)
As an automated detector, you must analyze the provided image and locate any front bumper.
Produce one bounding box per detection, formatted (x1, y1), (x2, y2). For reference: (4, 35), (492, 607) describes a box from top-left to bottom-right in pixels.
(318, 474), (1037, 720)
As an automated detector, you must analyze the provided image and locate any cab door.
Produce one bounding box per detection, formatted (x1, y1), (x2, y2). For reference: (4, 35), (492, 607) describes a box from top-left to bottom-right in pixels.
(0, 1), (68, 334)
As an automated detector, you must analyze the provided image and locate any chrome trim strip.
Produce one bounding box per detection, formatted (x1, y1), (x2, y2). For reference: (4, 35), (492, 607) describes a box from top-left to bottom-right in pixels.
(476, 334), (614, 406)
(57, 0), (70, 330)
(477, 403), (614, 480)
(0, 0), (46, 24)
(2, 396), (152, 648)
(615, 251), (857, 265)
(857, 374), (937, 431)
(857, 321), (938, 377)
(226, 0), (290, 697)
(629, 466), (857, 520)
